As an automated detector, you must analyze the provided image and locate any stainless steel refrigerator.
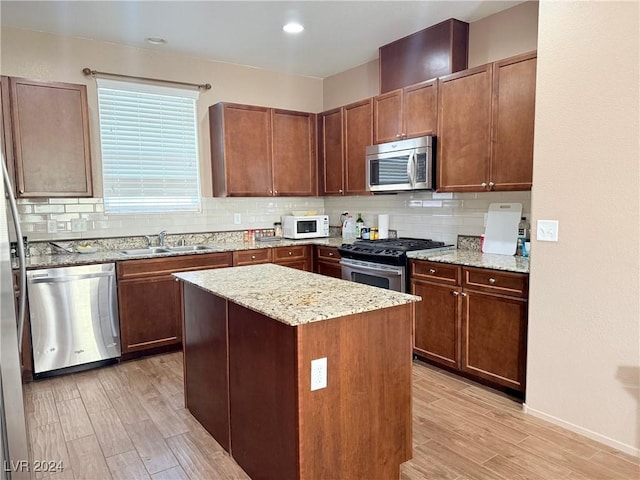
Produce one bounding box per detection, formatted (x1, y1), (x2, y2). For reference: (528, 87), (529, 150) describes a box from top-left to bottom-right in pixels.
(1, 156), (30, 479)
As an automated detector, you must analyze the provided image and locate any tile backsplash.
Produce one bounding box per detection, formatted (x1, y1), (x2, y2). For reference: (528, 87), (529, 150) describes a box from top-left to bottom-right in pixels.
(325, 191), (531, 245)
(12, 197), (325, 241)
(11, 191), (531, 245)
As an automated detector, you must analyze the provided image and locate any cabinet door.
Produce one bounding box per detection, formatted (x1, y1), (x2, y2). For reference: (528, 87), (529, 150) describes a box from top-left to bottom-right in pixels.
(1, 77), (16, 193)
(403, 79), (438, 138)
(9, 78), (92, 197)
(491, 52), (536, 191)
(211, 103), (272, 196)
(272, 110), (316, 196)
(344, 99), (373, 195)
(412, 280), (461, 369)
(373, 89), (403, 144)
(118, 276), (182, 353)
(461, 290), (527, 391)
(319, 108), (344, 195)
(437, 65), (492, 192)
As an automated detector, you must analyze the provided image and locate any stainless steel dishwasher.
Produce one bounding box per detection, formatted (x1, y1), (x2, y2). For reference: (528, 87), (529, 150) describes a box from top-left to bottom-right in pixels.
(27, 263), (121, 377)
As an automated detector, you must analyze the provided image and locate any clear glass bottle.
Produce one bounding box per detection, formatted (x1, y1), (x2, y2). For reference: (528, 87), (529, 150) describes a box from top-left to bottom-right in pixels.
(274, 222), (283, 238)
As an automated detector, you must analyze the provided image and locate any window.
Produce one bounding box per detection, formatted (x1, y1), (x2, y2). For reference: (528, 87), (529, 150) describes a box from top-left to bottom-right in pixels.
(97, 79), (201, 213)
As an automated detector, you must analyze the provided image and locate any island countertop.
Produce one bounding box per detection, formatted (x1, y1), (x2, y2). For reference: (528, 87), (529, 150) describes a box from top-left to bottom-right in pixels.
(174, 263), (420, 326)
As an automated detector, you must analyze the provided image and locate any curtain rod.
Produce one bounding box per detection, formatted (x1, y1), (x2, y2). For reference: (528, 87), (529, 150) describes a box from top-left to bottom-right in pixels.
(82, 68), (211, 91)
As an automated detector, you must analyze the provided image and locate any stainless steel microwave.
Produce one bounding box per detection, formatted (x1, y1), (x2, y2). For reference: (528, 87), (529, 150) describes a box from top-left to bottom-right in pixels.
(366, 136), (436, 192)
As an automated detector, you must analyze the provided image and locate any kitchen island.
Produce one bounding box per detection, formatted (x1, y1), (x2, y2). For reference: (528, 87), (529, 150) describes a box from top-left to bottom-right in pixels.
(174, 263), (421, 480)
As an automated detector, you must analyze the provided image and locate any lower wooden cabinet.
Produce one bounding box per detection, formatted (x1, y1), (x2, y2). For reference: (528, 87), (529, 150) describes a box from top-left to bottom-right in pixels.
(272, 245), (311, 271)
(314, 246), (342, 278)
(117, 252), (232, 355)
(411, 260), (528, 393)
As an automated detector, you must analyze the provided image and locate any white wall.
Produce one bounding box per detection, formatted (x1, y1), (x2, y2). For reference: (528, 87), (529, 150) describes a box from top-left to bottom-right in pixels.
(526, 1), (639, 456)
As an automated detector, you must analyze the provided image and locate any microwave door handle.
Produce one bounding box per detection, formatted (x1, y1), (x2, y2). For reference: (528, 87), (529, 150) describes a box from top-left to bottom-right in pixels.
(406, 151), (416, 187)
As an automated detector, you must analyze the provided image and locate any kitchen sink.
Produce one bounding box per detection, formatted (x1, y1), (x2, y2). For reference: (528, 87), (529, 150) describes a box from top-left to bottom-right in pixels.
(119, 247), (171, 256)
(167, 245), (217, 252)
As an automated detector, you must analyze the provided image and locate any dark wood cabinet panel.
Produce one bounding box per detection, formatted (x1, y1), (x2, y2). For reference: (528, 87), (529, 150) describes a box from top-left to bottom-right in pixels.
(118, 275), (182, 353)
(319, 108), (345, 195)
(273, 245), (312, 271)
(411, 260), (460, 285)
(404, 79), (438, 138)
(491, 52), (537, 191)
(412, 280), (461, 370)
(374, 80), (438, 144)
(344, 99), (373, 195)
(379, 18), (469, 93)
(210, 103), (272, 197)
(272, 109), (316, 196)
(463, 267), (529, 298)
(1, 77), (16, 193)
(437, 65), (492, 192)
(182, 284), (230, 452)
(373, 89), (403, 144)
(117, 252), (232, 356)
(461, 290), (528, 391)
(314, 245), (342, 279)
(232, 248), (272, 266)
(8, 77), (92, 197)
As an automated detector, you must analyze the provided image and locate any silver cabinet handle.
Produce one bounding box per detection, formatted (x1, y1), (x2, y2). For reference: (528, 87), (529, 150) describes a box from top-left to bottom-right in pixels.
(339, 189), (343, 194)
(452, 291), (459, 296)
(429, 268), (436, 274)
(288, 251), (293, 256)
(488, 181), (495, 189)
(251, 255), (256, 260)
(396, 134), (402, 139)
(489, 278), (496, 284)
(328, 252), (333, 256)
(461, 292), (468, 297)
(481, 182), (487, 188)
(274, 190), (278, 195)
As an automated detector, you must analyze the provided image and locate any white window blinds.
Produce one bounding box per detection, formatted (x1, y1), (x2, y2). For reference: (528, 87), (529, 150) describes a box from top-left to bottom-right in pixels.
(97, 79), (201, 214)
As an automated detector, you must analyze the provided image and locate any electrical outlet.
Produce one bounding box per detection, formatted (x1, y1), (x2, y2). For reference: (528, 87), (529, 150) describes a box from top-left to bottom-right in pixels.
(71, 218), (87, 232)
(47, 220), (58, 233)
(310, 357), (327, 391)
(422, 200), (442, 208)
(537, 219), (559, 242)
(233, 213), (241, 224)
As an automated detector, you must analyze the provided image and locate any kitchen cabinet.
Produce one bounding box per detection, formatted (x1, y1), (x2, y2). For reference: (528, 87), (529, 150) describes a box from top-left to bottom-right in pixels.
(411, 260), (528, 393)
(116, 252), (232, 356)
(490, 52), (536, 191)
(373, 79), (438, 144)
(437, 64), (493, 192)
(318, 99), (372, 196)
(411, 261), (461, 370)
(5, 77), (92, 197)
(461, 267), (528, 391)
(437, 52), (536, 192)
(273, 245), (312, 271)
(232, 248), (272, 266)
(12, 271), (32, 382)
(1, 77), (15, 191)
(210, 102), (316, 197)
(314, 245), (342, 278)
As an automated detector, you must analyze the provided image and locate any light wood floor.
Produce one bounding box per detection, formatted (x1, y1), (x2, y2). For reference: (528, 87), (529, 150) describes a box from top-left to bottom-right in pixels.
(23, 352), (638, 480)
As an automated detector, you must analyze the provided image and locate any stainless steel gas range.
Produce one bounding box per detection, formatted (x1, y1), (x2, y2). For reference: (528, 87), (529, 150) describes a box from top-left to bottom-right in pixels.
(338, 238), (453, 293)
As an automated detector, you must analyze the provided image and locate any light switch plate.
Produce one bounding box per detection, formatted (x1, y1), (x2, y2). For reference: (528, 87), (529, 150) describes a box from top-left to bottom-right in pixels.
(537, 219), (559, 242)
(233, 213), (241, 224)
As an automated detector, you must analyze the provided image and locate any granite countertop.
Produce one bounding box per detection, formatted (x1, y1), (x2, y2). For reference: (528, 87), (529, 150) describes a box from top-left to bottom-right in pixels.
(174, 263), (420, 327)
(14, 237), (348, 270)
(407, 249), (529, 274)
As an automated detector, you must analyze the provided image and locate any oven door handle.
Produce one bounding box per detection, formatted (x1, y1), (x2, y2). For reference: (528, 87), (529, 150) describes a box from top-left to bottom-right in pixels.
(341, 262), (403, 276)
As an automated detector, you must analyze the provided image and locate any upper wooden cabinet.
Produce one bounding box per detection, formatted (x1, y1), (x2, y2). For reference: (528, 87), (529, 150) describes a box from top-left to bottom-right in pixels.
(437, 52), (537, 192)
(437, 64), (493, 192)
(3, 77), (92, 197)
(210, 102), (316, 197)
(373, 79), (438, 144)
(318, 98), (372, 196)
(490, 52), (537, 191)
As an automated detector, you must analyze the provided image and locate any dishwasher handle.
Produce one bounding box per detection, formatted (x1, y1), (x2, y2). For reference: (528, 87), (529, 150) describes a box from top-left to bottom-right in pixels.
(29, 271), (115, 284)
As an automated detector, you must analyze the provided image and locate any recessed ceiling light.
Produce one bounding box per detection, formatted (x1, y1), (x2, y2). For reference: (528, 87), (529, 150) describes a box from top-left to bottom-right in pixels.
(283, 22), (304, 34)
(145, 37), (167, 45)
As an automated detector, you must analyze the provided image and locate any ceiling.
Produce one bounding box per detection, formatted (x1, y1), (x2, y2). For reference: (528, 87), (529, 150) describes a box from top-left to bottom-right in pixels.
(0, 1), (524, 79)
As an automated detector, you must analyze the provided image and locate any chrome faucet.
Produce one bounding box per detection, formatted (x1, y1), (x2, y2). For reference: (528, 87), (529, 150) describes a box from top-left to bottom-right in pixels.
(158, 230), (168, 247)
(144, 235), (154, 248)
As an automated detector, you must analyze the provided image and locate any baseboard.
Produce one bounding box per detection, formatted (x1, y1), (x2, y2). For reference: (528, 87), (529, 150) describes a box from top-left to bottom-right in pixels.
(523, 404), (639, 458)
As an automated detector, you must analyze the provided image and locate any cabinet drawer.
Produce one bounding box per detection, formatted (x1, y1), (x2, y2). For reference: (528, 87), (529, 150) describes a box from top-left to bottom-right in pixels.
(463, 268), (528, 298)
(411, 260), (460, 285)
(315, 246), (341, 262)
(117, 252), (233, 279)
(272, 245), (309, 263)
(233, 248), (272, 266)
